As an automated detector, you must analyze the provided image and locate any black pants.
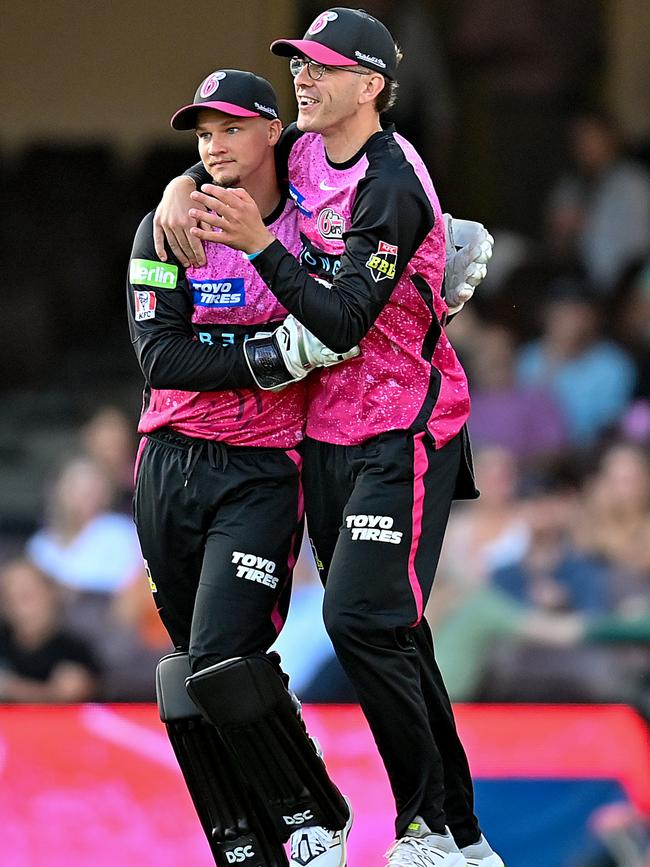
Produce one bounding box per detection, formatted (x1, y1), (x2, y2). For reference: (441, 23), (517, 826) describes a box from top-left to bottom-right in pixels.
(303, 428), (481, 846)
(133, 429), (303, 672)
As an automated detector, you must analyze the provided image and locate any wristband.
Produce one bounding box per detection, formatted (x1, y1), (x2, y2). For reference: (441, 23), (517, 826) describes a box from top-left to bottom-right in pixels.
(244, 249), (263, 261)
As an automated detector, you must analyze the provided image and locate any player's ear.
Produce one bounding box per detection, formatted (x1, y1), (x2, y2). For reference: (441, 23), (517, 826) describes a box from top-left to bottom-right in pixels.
(359, 73), (385, 106)
(268, 118), (282, 146)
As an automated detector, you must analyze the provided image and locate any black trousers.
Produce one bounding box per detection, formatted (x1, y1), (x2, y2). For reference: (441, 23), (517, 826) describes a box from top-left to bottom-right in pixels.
(133, 429), (303, 672)
(303, 428), (481, 846)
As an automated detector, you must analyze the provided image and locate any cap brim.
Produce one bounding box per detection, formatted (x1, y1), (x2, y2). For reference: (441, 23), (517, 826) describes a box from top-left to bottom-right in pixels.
(270, 38), (355, 67)
(171, 101), (260, 131)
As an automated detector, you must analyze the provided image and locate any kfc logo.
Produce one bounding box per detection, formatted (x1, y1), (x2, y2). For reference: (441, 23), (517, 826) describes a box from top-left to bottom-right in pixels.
(134, 290), (157, 321)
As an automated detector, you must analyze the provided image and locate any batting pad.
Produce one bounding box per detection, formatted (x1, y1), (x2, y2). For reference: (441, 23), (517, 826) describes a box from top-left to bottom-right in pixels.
(186, 654), (350, 841)
(156, 653), (289, 866)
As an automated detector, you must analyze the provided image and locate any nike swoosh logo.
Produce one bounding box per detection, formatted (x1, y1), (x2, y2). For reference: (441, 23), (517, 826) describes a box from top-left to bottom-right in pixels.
(319, 180), (338, 191)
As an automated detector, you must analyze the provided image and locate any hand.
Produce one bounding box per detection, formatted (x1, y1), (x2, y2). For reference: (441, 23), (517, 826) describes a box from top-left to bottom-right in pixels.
(244, 315), (360, 390)
(153, 176), (207, 268)
(189, 185), (275, 254)
(443, 214), (494, 314)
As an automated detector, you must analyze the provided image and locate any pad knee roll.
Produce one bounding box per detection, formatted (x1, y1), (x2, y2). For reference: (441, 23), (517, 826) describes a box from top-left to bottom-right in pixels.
(156, 653), (288, 866)
(186, 654), (349, 841)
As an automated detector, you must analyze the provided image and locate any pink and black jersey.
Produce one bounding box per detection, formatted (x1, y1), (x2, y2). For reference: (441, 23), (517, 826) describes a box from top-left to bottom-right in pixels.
(127, 198), (306, 447)
(252, 124), (470, 448)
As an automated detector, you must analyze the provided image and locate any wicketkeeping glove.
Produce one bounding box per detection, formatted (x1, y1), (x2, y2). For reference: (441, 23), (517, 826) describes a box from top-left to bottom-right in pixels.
(443, 214), (494, 315)
(244, 314), (360, 390)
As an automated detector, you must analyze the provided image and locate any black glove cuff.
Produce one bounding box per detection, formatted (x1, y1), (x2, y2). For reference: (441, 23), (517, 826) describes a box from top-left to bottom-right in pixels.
(244, 335), (292, 390)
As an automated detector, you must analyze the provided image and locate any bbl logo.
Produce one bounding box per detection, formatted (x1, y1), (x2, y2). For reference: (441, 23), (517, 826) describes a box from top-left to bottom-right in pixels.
(366, 240), (398, 282)
(317, 208), (345, 241)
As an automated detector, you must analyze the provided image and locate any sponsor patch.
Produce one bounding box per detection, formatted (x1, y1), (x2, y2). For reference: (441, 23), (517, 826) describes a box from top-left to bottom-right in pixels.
(232, 551), (278, 588)
(317, 207), (345, 241)
(254, 101), (277, 118)
(345, 514), (403, 544)
(130, 258), (178, 289)
(199, 70), (226, 98)
(365, 240), (398, 282)
(190, 278), (245, 307)
(134, 290), (157, 321)
(354, 50), (387, 69)
(225, 844), (256, 863)
(308, 10), (338, 34)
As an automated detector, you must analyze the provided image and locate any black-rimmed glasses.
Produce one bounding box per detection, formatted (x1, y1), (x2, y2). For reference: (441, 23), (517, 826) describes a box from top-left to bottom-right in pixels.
(289, 56), (371, 81)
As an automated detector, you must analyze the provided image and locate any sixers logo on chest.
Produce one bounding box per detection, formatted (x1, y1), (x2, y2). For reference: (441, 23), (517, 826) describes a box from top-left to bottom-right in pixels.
(317, 207), (345, 241)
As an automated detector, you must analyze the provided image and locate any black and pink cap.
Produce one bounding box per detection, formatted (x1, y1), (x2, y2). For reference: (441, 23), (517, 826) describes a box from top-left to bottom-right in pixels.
(271, 7), (398, 80)
(171, 69), (279, 130)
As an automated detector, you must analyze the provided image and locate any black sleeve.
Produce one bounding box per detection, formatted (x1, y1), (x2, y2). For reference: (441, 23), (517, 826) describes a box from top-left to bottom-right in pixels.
(127, 212), (255, 390)
(183, 161), (211, 189)
(250, 159), (434, 353)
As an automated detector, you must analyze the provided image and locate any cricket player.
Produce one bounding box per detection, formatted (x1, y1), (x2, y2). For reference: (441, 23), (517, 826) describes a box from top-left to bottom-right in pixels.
(158, 9), (502, 867)
(129, 69), (355, 867)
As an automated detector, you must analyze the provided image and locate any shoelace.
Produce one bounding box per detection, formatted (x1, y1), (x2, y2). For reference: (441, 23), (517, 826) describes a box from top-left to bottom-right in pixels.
(290, 825), (334, 864)
(385, 836), (451, 867)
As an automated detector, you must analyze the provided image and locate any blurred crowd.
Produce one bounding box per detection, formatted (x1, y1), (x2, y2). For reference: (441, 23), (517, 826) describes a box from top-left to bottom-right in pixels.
(0, 109), (648, 711)
(0, 4), (648, 731)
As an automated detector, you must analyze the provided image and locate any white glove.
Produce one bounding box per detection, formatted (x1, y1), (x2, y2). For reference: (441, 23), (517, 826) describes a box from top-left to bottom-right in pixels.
(443, 214), (494, 314)
(244, 314), (360, 390)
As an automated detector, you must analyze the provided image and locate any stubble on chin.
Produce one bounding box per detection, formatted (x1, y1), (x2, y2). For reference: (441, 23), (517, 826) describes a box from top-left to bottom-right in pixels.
(210, 173), (241, 188)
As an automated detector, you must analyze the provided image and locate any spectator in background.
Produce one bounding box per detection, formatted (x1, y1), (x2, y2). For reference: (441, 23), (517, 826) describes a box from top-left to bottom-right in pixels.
(516, 277), (637, 446)
(428, 453), (588, 701)
(25, 454), (160, 700)
(573, 442), (650, 601)
(80, 405), (137, 514)
(26, 455), (142, 597)
(546, 109), (650, 292)
(484, 479), (621, 702)
(0, 558), (100, 702)
(466, 322), (568, 464)
(613, 259), (650, 403)
(435, 445), (530, 596)
(491, 480), (610, 616)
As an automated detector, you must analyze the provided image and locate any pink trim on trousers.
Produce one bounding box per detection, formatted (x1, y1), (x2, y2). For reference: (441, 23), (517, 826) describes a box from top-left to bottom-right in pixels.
(407, 432), (428, 625)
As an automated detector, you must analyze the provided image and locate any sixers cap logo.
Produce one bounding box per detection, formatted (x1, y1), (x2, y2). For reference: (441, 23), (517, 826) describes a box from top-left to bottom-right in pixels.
(308, 10), (338, 34)
(200, 71), (227, 98)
